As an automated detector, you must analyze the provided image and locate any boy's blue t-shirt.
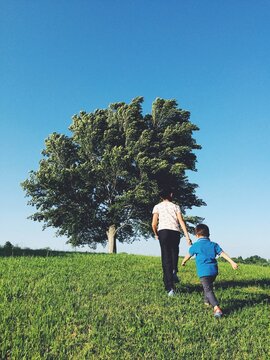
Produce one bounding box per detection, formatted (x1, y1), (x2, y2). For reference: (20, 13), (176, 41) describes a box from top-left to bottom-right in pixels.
(189, 238), (223, 278)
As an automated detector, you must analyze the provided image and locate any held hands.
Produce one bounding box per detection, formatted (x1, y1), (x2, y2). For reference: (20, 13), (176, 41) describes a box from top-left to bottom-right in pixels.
(181, 260), (186, 267)
(155, 234), (159, 240)
(187, 238), (192, 246)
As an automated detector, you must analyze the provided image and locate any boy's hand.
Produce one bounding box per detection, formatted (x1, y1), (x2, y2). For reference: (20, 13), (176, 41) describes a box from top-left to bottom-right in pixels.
(231, 262), (238, 270)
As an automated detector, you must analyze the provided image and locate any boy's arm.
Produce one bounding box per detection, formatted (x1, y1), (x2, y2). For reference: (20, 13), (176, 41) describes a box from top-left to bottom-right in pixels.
(177, 212), (192, 245)
(181, 254), (192, 266)
(152, 213), (159, 240)
(220, 251), (238, 270)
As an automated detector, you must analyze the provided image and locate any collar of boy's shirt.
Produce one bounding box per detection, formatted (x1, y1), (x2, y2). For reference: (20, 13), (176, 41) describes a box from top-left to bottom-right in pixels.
(197, 237), (210, 241)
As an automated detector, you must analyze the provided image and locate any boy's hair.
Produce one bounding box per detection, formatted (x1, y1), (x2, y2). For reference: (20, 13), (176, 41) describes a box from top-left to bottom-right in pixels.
(160, 188), (173, 200)
(195, 224), (210, 237)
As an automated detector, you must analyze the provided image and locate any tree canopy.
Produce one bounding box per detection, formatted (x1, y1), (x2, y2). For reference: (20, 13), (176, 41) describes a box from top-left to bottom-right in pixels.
(22, 97), (205, 252)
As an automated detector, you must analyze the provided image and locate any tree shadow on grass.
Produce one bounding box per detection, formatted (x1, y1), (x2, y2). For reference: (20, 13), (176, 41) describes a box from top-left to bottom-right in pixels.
(217, 279), (270, 315)
(222, 294), (270, 316)
(215, 278), (270, 289)
(177, 279), (270, 315)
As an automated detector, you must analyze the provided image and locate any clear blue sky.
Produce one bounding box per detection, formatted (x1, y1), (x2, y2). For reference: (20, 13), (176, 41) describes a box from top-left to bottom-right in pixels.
(1, 0), (269, 258)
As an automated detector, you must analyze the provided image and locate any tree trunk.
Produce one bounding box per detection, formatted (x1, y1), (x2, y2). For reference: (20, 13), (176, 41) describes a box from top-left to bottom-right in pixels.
(107, 225), (117, 254)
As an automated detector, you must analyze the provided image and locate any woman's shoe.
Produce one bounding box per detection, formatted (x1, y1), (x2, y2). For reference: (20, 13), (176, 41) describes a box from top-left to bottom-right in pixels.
(167, 289), (175, 297)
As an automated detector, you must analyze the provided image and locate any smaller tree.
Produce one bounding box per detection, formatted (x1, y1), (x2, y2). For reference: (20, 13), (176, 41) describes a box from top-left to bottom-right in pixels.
(3, 241), (13, 256)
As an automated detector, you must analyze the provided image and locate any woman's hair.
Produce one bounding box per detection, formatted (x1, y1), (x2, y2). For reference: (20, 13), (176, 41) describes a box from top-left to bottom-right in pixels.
(160, 188), (173, 200)
(195, 224), (210, 237)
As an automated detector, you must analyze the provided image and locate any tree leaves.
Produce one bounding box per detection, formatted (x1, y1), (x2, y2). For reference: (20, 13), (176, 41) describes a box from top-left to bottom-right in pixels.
(22, 97), (205, 248)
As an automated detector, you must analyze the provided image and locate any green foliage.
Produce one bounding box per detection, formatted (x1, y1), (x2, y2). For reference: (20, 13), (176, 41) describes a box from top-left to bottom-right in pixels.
(2, 242), (13, 256)
(0, 244), (70, 257)
(0, 254), (269, 359)
(22, 97), (205, 248)
(232, 255), (270, 266)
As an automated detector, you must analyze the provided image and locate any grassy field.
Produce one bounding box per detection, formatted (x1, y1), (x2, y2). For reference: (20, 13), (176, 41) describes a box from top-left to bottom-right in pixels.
(0, 254), (269, 359)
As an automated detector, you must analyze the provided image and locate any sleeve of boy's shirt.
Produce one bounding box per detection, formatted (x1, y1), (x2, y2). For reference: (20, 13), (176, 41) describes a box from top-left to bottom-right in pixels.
(214, 243), (223, 256)
(152, 205), (159, 214)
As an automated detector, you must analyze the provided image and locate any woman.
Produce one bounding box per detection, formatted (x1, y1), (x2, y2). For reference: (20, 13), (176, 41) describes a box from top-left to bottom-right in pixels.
(152, 189), (192, 296)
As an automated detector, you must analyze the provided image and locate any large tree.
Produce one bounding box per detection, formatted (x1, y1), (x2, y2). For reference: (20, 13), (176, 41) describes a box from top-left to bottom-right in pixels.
(22, 97), (205, 253)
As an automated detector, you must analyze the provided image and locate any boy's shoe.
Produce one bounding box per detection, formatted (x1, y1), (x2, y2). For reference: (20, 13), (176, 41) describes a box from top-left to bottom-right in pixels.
(173, 273), (180, 283)
(167, 289), (175, 297)
(214, 307), (223, 318)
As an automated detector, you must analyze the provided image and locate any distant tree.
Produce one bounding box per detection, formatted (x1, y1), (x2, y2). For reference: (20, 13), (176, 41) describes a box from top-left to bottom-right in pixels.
(4, 241), (13, 249)
(3, 241), (13, 256)
(232, 256), (244, 263)
(22, 97), (205, 253)
(245, 255), (269, 265)
(231, 255), (270, 266)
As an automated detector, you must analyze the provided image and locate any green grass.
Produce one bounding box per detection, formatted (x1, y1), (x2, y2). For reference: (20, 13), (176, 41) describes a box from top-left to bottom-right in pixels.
(0, 254), (269, 359)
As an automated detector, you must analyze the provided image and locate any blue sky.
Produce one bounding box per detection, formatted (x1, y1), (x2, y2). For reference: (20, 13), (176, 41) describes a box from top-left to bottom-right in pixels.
(1, 0), (269, 258)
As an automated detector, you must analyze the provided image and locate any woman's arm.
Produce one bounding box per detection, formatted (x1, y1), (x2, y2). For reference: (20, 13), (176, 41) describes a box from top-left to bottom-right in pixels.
(152, 213), (159, 240)
(177, 212), (192, 245)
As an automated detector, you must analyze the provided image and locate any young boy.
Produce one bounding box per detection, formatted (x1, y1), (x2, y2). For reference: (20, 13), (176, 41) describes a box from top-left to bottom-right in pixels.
(181, 224), (238, 317)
